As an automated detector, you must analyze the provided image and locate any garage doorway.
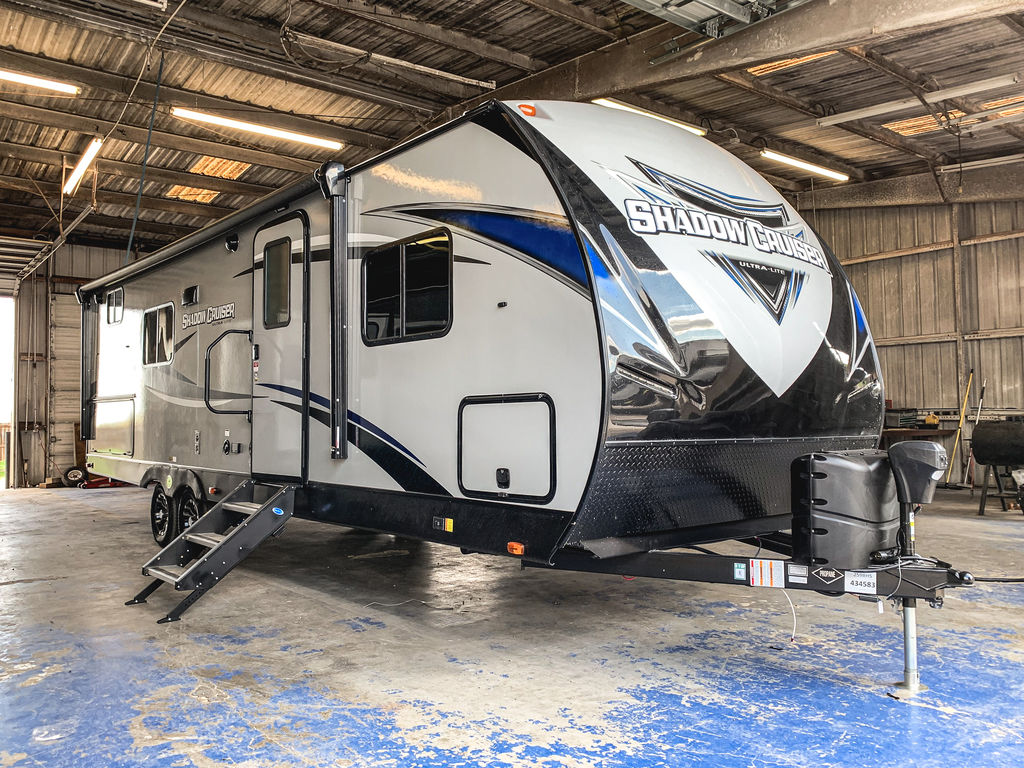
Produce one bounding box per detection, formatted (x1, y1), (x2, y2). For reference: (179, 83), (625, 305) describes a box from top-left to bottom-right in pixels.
(1, 296), (12, 489)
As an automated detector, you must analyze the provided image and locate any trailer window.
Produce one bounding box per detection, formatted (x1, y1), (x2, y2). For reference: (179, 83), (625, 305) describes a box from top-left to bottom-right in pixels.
(263, 237), (291, 329)
(106, 287), (123, 324)
(142, 304), (174, 366)
(363, 229), (451, 345)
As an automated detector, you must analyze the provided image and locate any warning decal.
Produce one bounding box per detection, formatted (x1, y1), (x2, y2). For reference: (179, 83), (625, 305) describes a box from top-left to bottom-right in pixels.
(750, 559), (785, 589)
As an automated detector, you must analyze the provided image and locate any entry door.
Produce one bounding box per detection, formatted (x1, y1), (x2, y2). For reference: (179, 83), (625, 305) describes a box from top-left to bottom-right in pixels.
(252, 216), (306, 479)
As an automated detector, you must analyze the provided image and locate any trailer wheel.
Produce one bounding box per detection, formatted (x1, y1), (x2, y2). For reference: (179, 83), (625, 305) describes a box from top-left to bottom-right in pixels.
(62, 465), (87, 487)
(176, 488), (205, 533)
(150, 485), (175, 546)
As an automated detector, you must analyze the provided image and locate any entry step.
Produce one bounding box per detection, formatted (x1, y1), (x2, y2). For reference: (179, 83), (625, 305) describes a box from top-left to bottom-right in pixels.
(145, 564), (186, 584)
(184, 531), (227, 548)
(223, 501), (261, 515)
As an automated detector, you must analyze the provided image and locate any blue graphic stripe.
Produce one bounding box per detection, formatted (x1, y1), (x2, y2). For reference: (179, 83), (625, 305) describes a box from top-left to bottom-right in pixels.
(257, 383), (423, 467)
(346, 410), (424, 467)
(399, 208), (589, 287)
(256, 382), (330, 408)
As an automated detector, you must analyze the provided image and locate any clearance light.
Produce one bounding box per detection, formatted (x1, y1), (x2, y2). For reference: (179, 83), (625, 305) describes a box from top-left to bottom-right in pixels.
(518, 103), (537, 116)
(171, 107), (343, 151)
(507, 541), (526, 556)
(591, 98), (706, 136)
(759, 149), (849, 182)
(62, 138), (103, 195)
(0, 68), (80, 95)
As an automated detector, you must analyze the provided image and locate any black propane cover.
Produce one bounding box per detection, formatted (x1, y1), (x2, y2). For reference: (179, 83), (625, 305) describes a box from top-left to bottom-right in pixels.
(971, 421), (1024, 467)
(792, 451), (899, 570)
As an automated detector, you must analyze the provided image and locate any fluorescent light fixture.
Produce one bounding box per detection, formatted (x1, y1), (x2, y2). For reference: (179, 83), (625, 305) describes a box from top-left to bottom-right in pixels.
(0, 68), (80, 95)
(62, 138), (103, 195)
(956, 110), (1024, 132)
(591, 98), (706, 136)
(171, 107), (343, 151)
(937, 153), (1024, 173)
(759, 148), (849, 182)
(818, 72), (1022, 127)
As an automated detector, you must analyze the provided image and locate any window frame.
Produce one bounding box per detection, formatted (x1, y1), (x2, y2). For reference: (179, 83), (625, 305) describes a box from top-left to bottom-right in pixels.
(141, 302), (175, 368)
(106, 286), (124, 325)
(262, 235), (292, 330)
(361, 227), (453, 347)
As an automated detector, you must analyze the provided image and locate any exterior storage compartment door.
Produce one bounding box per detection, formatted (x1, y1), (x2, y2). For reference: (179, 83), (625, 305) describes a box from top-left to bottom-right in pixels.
(458, 394), (555, 503)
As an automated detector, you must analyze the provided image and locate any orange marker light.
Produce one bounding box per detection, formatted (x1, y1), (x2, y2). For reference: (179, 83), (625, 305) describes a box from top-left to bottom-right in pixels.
(507, 541), (526, 556)
(518, 104), (536, 117)
(208, 487), (219, 495)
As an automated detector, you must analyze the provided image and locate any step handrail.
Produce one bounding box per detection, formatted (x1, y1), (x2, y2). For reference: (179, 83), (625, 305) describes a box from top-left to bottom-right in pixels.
(204, 328), (253, 417)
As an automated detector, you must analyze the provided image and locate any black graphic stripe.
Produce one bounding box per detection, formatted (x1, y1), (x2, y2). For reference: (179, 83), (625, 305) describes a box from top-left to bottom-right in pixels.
(270, 400), (450, 497)
(174, 331), (196, 353)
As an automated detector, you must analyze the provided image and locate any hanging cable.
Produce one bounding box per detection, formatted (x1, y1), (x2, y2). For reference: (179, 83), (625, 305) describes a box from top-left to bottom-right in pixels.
(126, 51), (164, 264)
(103, 0), (188, 143)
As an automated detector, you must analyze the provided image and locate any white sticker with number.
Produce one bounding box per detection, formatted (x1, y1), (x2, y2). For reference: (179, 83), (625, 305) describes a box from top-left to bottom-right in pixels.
(844, 571), (878, 595)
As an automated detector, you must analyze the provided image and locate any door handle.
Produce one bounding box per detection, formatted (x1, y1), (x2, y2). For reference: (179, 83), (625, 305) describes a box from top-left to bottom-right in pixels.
(252, 343), (260, 361)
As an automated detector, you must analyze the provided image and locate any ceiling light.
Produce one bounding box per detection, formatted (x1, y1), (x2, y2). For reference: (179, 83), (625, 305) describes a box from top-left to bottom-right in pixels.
(937, 153), (1024, 173)
(0, 68), (80, 95)
(818, 72), (1022, 127)
(171, 107), (343, 151)
(759, 149), (849, 182)
(63, 138), (103, 195)
(591, 98), (706, 136)
(956, 111), (1024, 132)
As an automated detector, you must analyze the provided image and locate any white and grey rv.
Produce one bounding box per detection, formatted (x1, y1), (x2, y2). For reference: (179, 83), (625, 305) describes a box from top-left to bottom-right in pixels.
(78, 100), (969, 665)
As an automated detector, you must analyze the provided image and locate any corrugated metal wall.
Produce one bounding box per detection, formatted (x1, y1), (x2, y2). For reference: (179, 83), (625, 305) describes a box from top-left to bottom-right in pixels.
(808, 201), (1024, 479)
(12, 244), (123, 486)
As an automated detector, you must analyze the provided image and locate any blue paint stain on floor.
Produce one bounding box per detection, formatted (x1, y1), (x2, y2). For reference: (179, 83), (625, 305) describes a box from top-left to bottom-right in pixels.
(3, 607), (1023, 767)
(337, 616), (387, 632)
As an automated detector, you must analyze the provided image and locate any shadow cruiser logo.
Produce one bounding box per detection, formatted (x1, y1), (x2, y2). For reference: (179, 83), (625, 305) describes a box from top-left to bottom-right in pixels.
(621, 159), (830, 275)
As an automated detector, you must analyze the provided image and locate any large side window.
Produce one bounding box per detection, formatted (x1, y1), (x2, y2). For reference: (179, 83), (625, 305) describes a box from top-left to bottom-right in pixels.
(106, 287), (123, 324)
(363, 229), (451, 345)
(263, 237), (291, 328)
(142, 304), (174, 366)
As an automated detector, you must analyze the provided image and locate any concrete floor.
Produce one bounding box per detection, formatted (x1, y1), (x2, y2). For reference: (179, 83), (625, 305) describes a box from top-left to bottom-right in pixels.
(1, 486), (1023, 767)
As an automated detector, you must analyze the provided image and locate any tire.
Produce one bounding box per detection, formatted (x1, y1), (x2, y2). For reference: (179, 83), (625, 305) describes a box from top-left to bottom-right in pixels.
(150, 485), (175, 546)
(176, 487), (206, 533)
(62, 465), (87, 487)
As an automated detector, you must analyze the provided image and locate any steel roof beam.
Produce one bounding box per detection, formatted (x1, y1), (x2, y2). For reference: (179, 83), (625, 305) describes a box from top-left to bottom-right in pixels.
(303, 0), (547, 72)
(794, 162), (1024, 209)
(0, 98), (318, 174)
(516, 0), (619, 39)
(0, 203), (192, 237)
(0, 48), (394, 151)
(440, 0), (1024, 121)
(0, 140), (276, 197)
(0, 0), (443, 112)
(0, 174), (234, 220)
(714, 71), (944, 164)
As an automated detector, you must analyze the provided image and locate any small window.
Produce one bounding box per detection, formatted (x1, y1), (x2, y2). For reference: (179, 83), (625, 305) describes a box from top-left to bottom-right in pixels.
(142, 304), (174, 366)
(106, 287), (123, 324)
(263, 237), (291, 328)
(363, 229), (451, 345)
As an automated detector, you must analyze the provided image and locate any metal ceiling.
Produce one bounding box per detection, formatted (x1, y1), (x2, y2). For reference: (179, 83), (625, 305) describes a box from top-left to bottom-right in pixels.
(0, 0), (1022, 261)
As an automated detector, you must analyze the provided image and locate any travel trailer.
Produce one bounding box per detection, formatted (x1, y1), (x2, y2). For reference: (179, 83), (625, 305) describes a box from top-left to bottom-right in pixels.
(79, 100), (969, 689)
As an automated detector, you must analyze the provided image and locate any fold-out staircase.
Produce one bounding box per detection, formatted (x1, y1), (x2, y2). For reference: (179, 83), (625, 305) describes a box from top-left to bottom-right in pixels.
(126, 480), (295, 623)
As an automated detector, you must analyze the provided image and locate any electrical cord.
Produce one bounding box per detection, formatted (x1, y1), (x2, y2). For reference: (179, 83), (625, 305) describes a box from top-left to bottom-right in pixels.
(974, 576), (1024, 583)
